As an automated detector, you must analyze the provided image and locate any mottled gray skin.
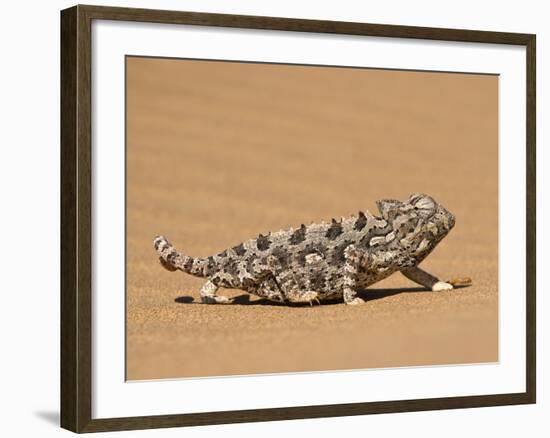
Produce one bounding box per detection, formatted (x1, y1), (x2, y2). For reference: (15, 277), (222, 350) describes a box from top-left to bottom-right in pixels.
(154, 193), (456, 305)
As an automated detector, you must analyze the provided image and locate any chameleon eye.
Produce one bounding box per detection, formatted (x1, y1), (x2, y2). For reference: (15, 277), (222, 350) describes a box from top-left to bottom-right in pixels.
(408, 193), (426, 204)
(414, 196), (436, 211)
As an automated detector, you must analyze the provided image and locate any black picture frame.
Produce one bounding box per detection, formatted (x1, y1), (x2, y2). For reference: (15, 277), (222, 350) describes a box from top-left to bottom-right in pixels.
(61, 4), (536, 433)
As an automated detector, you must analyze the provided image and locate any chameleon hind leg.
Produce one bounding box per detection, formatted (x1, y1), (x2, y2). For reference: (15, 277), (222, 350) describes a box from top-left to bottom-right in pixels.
(199, 274), (234, 304)
(201, 257), (284, 304)
(274, 273), (320, 304)
(279, 272), (322, 305)
(401, 266), (453, 291)
(266, 256), (320, 305)
(256, 276), (286, 303)
(285, 290), (320, 305)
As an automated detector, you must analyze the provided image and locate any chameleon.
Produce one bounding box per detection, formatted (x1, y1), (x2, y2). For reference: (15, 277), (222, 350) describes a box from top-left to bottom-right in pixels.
(154, 193), (456, 305)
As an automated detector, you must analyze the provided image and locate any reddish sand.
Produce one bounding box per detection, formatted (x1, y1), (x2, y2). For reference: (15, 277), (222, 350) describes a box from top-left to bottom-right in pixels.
(126, 57), (498, 380)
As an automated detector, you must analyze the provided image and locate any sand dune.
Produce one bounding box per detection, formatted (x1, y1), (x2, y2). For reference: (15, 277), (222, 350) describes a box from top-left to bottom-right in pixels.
(126, 57), (498, 380)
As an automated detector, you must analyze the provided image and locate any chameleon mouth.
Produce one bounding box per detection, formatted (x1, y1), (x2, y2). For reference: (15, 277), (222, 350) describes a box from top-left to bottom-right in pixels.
(448, 213), (456, 230)
(442, 211), (455, 231)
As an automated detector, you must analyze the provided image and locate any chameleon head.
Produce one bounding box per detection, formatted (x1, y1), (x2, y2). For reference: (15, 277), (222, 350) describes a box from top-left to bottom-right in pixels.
(376, 193), (455, 258)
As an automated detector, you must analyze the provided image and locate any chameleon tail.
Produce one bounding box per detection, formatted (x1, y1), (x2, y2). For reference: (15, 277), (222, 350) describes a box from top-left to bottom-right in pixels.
(154, 235), (215, 277)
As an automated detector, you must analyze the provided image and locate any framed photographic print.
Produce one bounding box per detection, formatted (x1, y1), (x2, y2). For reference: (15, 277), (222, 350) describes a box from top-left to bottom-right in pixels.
(60, 4), (536, 433)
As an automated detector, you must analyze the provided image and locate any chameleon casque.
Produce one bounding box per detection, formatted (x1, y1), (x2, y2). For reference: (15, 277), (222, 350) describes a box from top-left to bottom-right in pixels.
(154, 193), (456, 305)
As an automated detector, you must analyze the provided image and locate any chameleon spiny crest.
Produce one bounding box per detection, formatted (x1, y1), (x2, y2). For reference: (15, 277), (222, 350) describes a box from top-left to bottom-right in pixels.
(154, 193), (456, 305)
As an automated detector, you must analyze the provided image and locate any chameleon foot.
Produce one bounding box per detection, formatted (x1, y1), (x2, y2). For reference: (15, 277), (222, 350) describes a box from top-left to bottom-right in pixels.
(201, 295), (234, 304)
(432, 281), (453, 292)
(346, 297), (365, 305)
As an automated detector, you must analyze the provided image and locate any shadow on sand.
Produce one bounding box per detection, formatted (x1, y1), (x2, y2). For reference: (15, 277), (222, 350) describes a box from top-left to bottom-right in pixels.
(174, 285), (470, 307)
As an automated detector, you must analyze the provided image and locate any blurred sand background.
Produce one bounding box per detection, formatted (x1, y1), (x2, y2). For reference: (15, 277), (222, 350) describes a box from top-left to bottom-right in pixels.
(126, 57), (498, 380)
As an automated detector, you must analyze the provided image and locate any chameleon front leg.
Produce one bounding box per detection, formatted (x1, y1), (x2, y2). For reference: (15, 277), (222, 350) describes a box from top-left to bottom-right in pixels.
(401, 266), (453, 291)
(343, 245), (367, 305)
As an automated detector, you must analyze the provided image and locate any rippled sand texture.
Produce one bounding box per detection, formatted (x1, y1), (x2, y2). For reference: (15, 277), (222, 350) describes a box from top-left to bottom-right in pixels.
(126, 57), (498, 380)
